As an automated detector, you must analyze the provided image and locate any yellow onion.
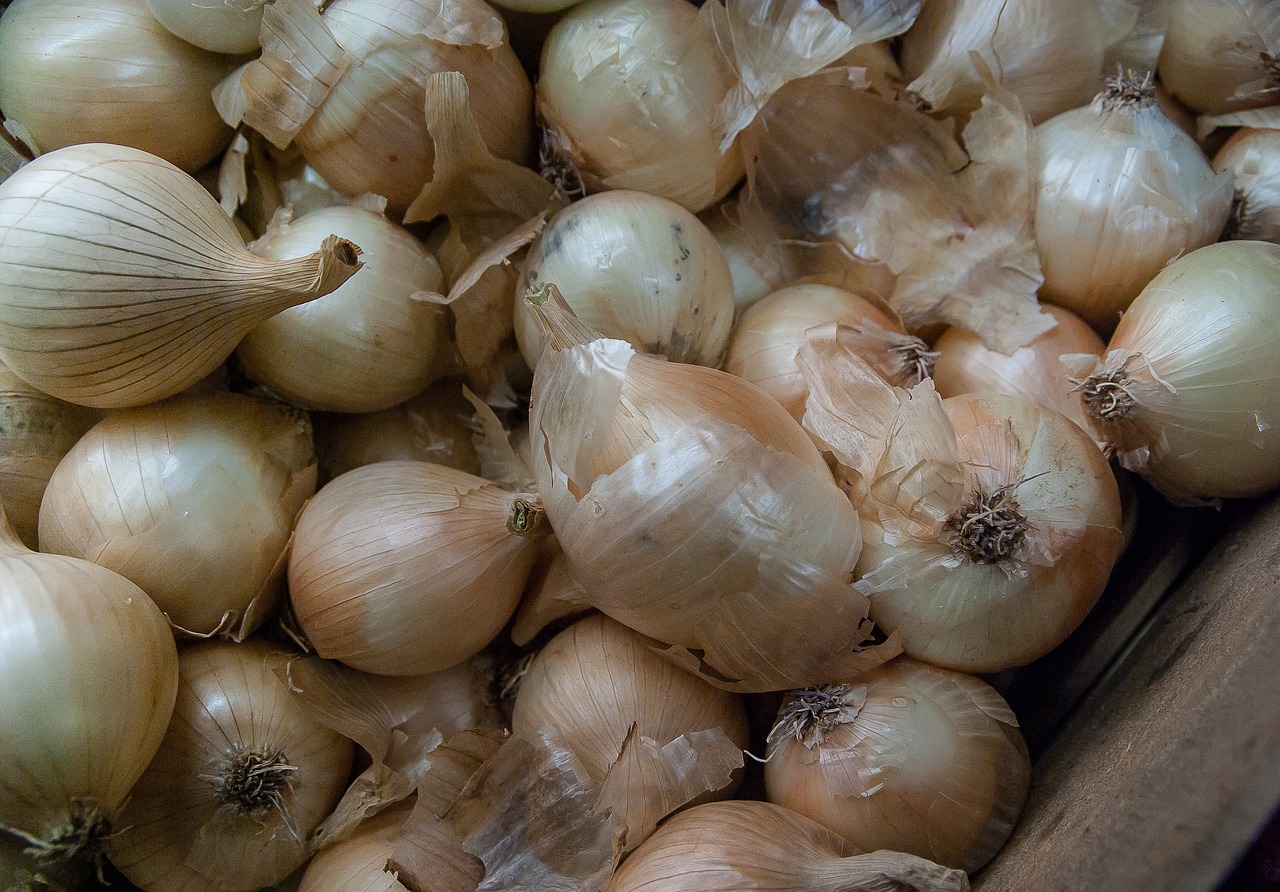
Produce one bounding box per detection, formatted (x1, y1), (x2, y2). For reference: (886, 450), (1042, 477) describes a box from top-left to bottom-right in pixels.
(1068, 240), (1280, 503)
(288, 460), (547, 676)
(931, 302), (1105, 439)
(764, 657), (1030, 873)
(38, 391), (316, 640)
(1033, 70), (1234, 332)
(514, 190), (736, 370)
(297, 801), (424, 892)
(606, 800), (970, 892)
(106, 640), (355, 892)
(1157, 0), (1280, 115)
(527, 286), (895, 692)
(1215, 127), (1280, 243)
(0, 361), (98, 550)
(0, 143), (363, 408)
(537, 0), (743, 213)
(0, 0), (236, 172)
(238, 205), (450, 413)
(723, 283), (934, 421)
(0, 506), (178, 872)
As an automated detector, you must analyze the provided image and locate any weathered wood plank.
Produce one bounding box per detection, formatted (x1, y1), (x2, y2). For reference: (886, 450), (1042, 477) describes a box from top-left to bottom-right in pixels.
(974, 495), (1280, 892)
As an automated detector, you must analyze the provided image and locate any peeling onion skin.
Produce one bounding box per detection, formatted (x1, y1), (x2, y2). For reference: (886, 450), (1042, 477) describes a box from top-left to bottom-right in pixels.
(537, 0), (744, 214)
(510, 613), (750, 787)
(856, 392), (1123, 674)
(1074, 240), (1280, 502)
(297, 802), (418, 892)
(0, 0), (237, 172)
(763, 657), (1030, 874)
(106, 640), (355, 892)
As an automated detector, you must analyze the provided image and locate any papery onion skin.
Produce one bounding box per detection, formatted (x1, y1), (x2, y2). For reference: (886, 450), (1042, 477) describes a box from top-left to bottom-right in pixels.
(515, 190), (736, 370)
(1032, 73), (1234, 333)
(38, 391), (317, 640)
(0, 0), (236, 172)
(537, 0), (744, 213)
(296, 0), (534, 215)
(856, 392), (1123, 673)
(288, 460), (545, 676)
(106, 640), (355, 892)
(763, 657), (1030, 873)
(1157, 0), (1280, 115)
(1075, 240), (1280, 502)
(932, 302), (1105, 439)
(1215, 128), (1280, 244)
(297, 801), (418, 892)
(0, 513), (178, 868)
(510, 613), (750, 785)
(238, 205), (449, 413)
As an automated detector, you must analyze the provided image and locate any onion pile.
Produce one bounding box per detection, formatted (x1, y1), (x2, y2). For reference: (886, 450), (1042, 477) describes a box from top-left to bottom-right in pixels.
(0, 1), (1275, 889)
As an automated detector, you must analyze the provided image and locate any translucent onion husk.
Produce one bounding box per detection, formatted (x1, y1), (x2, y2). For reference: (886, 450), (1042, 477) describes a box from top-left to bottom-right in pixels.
(1156, 0), (1280, 115)
(931, 302), (1106, 441)
(605, 800), (970, 892)
(511, 612), (750, 788)
(288, 460), (546, 676)
(0, 361), (99, 550)
(105, 640), (355, 892)
(0, 508), (178, 873)
(699, 197), (787, 312)
(146, 0), (267, 55)
(238, 205), (450, 413)
(1032, 71), (1234, 333)
(0, 0), (237, 172)
(514, 190), (736, 370)
(740, 63), (1053, 353)
(799, 340), (1123, 673)
(899, 0), (1108, 124)
(536, 0), (744, 214)
(311, 378), (483, 485)
(723, 282), (933, 421)
(38, 391), (317, 641)
(527, 286), (898, 692)
(1066, 240), (1280, 503)
(763, 657), (1031, 873)
(0, 143), (363, 408)
(1214, 127), (1280, 243)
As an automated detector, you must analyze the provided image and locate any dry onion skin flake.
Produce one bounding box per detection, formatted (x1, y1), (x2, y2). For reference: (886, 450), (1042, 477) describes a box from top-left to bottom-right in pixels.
(1069, 239), (1280, 503)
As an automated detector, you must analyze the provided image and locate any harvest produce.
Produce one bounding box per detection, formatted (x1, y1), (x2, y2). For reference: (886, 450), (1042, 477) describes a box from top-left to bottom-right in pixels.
(1, 1), (1277, 890)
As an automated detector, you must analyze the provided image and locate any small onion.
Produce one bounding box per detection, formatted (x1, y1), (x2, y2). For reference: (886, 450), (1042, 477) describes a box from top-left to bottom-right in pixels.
(146, 0), (267, 55)
(1214, 127), (1280, 244)
(515, 190), (736, 371)
(1070, 240), (1280, 502)
(288, 460), (546, 676)
(537, 0), (744, 213)
(106, 640), (355, 892)
(764, 657), (1031, 873)
(38, 391), (317, 640)
(1157, 0), (1280, 115)
(0, 0), (236, 172)
(238, 205), (450, 413)
(0, 507), (178, 870)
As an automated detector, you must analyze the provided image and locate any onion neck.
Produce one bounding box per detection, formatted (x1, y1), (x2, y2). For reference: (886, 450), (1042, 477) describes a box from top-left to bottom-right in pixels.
(525, 282), (601, 351)
(507, 498), (546, 537)
(228, 234), (363, 316)
(1076, 364), (1137, 422)
(1099, 68), (1157, 113)
(942, 483), (1030, 565)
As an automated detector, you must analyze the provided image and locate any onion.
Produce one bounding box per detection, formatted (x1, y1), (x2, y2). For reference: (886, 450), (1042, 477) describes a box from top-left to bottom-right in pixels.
(1157, 0), (1280, 115)
(764, 657), (1030, 873)
(105, 640), (355, 892)
(146, 0), (267, 55)
(1214, 127), (1280, 244)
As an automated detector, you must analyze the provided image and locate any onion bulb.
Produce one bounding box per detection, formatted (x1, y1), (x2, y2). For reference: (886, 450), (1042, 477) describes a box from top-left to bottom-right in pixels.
(799, 341), (1123, 673)
(515, 190), (736, 370)
(0, 143), (363, 409)
(237, 205), (450, 413)
(0, 0), (237, 172)
(288, 460), (547, 676)
(723, 283), (935, 422)
(526, 285), (894, 692)
(146, 0), (267, 55)
(764, 657), (1030, 873)
(606, 800), (970, 892)
(537, 0), (743, 213)
(0, 506), (178, 872)
(1068, 240), (1280, 503)
(1157, 0), (1280, 115)
(931, 302), (1105, 440)
(1033, 70), (1234, 332)
(1214, 127), (1280, 244)
(38, 391), (317, 640)
(297, 801), (421, 892)
(106, 640), (355, 892)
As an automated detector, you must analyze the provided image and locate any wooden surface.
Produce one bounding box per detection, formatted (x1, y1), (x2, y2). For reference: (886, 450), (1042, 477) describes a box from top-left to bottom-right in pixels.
(973, 495), (1280, 892)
